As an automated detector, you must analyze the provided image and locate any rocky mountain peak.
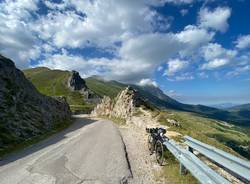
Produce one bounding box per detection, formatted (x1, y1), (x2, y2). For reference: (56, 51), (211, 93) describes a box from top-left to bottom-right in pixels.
(68, 70), (87, 91)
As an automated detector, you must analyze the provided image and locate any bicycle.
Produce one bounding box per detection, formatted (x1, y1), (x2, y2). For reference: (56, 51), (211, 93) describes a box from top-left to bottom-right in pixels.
(146, 127), (168, 166)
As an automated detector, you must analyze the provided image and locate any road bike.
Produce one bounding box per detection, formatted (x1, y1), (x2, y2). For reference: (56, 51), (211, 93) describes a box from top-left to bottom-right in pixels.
(146, 127), (168, 166)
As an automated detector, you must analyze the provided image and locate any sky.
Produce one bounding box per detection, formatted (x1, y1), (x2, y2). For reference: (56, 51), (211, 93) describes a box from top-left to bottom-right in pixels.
(0, 0), (250, 105)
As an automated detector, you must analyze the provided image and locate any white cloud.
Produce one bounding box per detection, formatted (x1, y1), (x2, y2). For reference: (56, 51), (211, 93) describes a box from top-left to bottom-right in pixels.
(176, 25), (214, 56)
(120, 33), (182, 65)
(226, 65), (250, 77)
(165, 59), (188, 76)
(180, 9), (188, 16)
(198, 7), (231, 32)
(138, 78), (158, 87)
(235, 35), (250, 49)
(201, 43), (237, 61)
(0, 0), (40, 68)
(167, 72), (194, 81)
(201, 58), (229, 70)
(34, 0), (171, 49)
(157, 66), (164, 71)
(200, 43), (237, 70)
(1, 0), (247, 84)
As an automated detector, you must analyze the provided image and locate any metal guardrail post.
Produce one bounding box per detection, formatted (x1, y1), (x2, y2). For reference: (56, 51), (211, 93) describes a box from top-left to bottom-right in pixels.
(180, 163), (186, 175)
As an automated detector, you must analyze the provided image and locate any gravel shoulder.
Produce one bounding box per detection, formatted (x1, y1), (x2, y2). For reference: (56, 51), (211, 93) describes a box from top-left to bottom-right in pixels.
(119, 124), (167, 184)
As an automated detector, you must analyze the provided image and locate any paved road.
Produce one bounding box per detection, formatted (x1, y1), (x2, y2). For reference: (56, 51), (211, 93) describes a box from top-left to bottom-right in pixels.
(0, 115), (132, 184)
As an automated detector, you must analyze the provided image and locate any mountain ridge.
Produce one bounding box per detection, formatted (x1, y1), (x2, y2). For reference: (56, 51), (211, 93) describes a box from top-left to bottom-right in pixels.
(24, 68), (250, 126)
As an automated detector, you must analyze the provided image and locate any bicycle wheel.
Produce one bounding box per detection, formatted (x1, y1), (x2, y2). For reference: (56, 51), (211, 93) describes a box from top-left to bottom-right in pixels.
(155, 140), (164, 165)
(148, 134), (154, 154)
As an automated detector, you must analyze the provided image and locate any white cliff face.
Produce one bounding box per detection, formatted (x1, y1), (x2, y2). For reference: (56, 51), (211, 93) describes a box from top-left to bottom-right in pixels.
(91, 87), (144, 120)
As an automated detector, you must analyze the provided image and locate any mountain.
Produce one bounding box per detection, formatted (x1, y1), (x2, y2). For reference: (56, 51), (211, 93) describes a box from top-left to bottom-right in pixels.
(209, 103), (241, 109)
(85, 76), (126, 98)
(24, 67), (100, 113)
(23, 69), (250, 126)
(228, 103), (250, 111)
(0, 55), (71, 155)
(85, 76), (250, 126)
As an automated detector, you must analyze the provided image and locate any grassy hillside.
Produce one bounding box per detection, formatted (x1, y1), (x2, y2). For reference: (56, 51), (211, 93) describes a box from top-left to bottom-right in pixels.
(85, 76), (126, 98)
(24, 68), (250, 125)
(157, 109), (250, 160)
(24, 67), (94, 113)
(85, 77), (250, 126)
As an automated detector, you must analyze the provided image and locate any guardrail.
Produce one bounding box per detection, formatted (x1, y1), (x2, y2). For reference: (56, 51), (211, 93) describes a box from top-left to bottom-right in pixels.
(163, 139), (231, 184)
(184, 136), (250, 183)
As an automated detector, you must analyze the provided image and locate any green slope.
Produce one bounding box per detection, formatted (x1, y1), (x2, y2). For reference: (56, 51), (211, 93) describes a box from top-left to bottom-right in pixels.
(158, 109), (250, 161)
(24, 68), (250, 125)
(85, 76), (250, 126)
(85, 76), (126, 98)
(23, 67), (94, 113)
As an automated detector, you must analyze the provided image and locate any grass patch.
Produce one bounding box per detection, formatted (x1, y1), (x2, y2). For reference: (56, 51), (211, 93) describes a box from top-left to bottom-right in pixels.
(0, 118), (73, 158)
(158, 110), (250, 160)
(159, 150), (199, 184)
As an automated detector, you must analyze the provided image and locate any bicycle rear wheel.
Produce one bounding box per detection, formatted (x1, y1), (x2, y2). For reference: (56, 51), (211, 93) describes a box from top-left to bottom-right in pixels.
(155, 140), (164, 165)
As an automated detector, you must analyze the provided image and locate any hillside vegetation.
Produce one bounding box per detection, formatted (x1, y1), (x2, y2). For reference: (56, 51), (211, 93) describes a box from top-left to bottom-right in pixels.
(157, 109), (250, 160)
(24, 68), (250, 126)
(85, 76), (126, 98)
(24, 67), (94, 113)
(86, 77), (250, 126)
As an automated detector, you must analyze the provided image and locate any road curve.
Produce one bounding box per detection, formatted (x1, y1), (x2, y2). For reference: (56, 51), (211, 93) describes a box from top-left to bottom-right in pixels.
(0, 115), (132, 184)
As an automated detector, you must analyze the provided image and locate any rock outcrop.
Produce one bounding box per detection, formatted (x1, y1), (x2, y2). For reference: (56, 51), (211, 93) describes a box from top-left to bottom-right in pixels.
(0, 55), (71, 152)
(91, 86), (147, 120)
(68, 70), (87, 91)
(68, 70), (99, 102)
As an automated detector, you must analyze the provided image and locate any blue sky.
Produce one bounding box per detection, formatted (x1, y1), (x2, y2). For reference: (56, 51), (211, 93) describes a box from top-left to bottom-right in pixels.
(0, 0), (250, 105)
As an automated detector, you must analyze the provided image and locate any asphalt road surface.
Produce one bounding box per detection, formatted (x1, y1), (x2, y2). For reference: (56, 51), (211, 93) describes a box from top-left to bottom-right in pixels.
(0, 115), (132, 184)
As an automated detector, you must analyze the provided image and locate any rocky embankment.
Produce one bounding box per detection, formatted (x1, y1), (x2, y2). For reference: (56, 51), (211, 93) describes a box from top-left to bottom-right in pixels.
(0, 55), (71, 153)
(91, 86), (147, 120)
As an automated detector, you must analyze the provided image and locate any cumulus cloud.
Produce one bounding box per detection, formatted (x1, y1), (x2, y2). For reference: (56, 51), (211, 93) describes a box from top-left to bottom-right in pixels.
(176, 25), (214, 56)
(1, 0), (248, 84)
(235, 35), (250, 49)
(201, 58), (229, 70)
(201, 43), (237, 61)
(226, 65), (250, 77)
(34, 0), (172, 49)
(138, 78), (158, 87)
(165, 59), (188, 76)
(0, 0), (40, 68)
(198, 7), (231, 32)
(200, 43), (237, 70)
